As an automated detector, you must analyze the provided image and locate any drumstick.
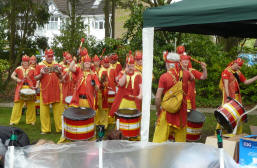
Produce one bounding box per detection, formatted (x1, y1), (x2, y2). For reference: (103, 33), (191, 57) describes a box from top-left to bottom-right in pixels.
(190, 57), (202, 64)
(100, 48), (106, 59)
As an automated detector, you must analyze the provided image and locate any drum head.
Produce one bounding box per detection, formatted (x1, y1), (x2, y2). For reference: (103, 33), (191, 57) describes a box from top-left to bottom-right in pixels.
(115, 108), (141, 118)
(214, 110), (233, 133)
(20, 88), (36, 95)
(187, 110), (206, 123)
(63, 107), (95, 120)
(65, 96), (72, 104)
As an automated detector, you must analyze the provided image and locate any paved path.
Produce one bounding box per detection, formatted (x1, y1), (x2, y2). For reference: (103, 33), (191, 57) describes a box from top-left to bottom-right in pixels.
(1, 103), (257, 114)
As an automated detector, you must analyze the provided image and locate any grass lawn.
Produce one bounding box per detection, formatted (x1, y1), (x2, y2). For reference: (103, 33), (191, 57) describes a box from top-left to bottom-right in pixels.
(0, 107), (256, 144)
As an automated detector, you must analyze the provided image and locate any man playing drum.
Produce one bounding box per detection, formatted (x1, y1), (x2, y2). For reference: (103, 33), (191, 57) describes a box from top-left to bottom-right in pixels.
(91, 54), (101, 74)
(217, 58), (257, 134)
(35, 49), (64, 134)
(10, 55), (36, 126)
(61, 52), (76, 105)
(153, 52), (194, 143)
(29, 55), (40, 114)
(69, 50), (100, 109)
(134, 51), (142, 73)
(97, 56), (113, 129)
(110, 53), (122, 79)
(109, 53), (142, 119)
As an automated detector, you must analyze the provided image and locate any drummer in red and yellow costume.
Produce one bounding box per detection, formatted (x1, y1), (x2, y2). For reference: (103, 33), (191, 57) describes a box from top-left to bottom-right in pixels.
(35, 49), (64, 134)
(96, 56), (113, 129)
(109, 53), (142, 117)
(177, 47), (207, 110)
(10, 55), (36, 125)
(107, 53), (122, 120)
(69, 50), (100, 109)
(134, 50), (142, 73)
(61, 52), (76, 105)
(110, 53), (122, 78)
(216, 58), (257, 134)
(153, 52), (194, 143)
(91, 55), (101, 74)
(59, 51), (68, 66)
(29, 55), (40, 112)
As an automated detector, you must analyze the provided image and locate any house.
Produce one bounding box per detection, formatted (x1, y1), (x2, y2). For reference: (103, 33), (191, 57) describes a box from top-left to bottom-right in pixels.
(35, 0), (106, 46)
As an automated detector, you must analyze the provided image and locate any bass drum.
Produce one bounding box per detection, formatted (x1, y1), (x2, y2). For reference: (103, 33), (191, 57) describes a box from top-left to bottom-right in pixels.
(115, 109), (141, 138)
(63, 107), (96, 141)
(186, 110), (206, 142)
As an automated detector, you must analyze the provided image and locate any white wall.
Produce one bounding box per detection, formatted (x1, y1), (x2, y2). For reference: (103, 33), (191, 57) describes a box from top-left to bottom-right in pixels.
(34, 2), (106, 46)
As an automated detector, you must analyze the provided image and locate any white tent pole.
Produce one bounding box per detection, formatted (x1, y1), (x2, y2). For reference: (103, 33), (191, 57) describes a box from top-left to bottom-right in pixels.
(141, 27), (154, 142)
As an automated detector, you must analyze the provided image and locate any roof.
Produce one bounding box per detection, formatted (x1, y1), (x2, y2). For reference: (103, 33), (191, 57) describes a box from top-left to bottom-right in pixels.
(143, 0), (257, 38)
(53, 0), (105, 16)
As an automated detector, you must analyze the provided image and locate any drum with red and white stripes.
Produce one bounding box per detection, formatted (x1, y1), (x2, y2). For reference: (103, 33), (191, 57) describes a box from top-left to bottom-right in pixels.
(107, 90), (116, 107)
(214, 98), (246, 133)
(186, 110), (206, 142)
(115, 109), (141, 138)
(63, 107), (95, 141)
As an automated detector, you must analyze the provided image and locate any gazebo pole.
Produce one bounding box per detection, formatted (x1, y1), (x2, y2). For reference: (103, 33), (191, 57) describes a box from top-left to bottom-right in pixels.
(141, 27), (154, 142)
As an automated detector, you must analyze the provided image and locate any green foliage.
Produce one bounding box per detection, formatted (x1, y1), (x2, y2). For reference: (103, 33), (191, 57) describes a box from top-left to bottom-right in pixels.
(239, 64), (257, 105)
(51, 16), (87, 61)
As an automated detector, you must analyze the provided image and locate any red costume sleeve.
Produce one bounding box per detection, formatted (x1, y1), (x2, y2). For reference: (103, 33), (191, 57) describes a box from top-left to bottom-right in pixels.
(158, 74), (166, 89)
(221, 69), (230, 80)
(239, 72), (246, 83)
(191, 69), (202, 80)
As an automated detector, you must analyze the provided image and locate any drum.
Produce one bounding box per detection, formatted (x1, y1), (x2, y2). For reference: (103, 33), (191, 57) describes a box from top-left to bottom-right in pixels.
(108, 90), (115, 107)
(186, 110), (206, 141)
(214, 98), (247, 133)
(63, 107), (96, 141)
(65, 96), (73, 104)
(20, 88), (36, 101)
(115, 109), (141, 138)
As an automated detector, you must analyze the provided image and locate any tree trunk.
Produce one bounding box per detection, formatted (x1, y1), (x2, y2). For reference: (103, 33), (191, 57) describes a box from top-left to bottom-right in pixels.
(104, 0), (110, 38)
(111, 0), (115, 38)
(217, 37), (243, 58)
(70, 0), (76, 55)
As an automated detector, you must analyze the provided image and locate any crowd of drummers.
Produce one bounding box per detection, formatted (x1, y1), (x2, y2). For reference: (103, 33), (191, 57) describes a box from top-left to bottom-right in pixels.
(9, 41), (257, 143)
(9, 45), (143, 139)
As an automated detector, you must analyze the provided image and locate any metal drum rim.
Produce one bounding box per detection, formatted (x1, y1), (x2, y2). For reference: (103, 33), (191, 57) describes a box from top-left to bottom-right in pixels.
(187, 110), (206, 123)
(214, 109), (233, 132)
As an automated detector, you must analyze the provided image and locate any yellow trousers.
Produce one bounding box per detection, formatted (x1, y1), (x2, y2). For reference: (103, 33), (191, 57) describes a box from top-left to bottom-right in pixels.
(10, 100), (36, 125)
(153, 110), (186, 143)
(40, 93), (64, 133)
(119, 98), (137, 109)
(95, 109), (109, 129)
(108, 98), (137, 125)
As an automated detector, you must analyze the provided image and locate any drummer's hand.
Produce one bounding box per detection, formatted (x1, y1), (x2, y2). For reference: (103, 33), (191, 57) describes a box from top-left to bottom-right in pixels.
(16, 78), (22, 83)
(225, 96), (232, 103)
(156, 108), (161, 117)
(136, 94), (142, 100)
(40, 68), (46, 74)
(125, 66), (129, 74)
(200, 62), (207, 69)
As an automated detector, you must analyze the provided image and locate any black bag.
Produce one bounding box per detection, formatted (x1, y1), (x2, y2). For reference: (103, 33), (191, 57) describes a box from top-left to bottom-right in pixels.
(0, 126), (30, 147)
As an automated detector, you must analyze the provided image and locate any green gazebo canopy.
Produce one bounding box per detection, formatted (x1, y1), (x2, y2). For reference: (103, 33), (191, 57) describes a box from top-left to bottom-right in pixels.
(143, 0), (257, 38)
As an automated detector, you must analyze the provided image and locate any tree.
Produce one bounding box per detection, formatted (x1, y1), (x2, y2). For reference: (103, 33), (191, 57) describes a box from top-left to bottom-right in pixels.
(51, 0), (87, 60)
(104, 0), (111, 38)
(0, 0), (50, 89)
(111, 0), (116, 38)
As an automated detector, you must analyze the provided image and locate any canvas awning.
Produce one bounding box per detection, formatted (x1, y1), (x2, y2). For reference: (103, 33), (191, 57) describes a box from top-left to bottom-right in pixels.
(143, 0), (257, 38)
(140, 0), (257, 142)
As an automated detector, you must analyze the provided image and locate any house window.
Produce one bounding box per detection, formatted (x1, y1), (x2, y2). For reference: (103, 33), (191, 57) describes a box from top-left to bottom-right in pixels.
(48, 16), (58, 30)
(94, 20), (104, 29)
